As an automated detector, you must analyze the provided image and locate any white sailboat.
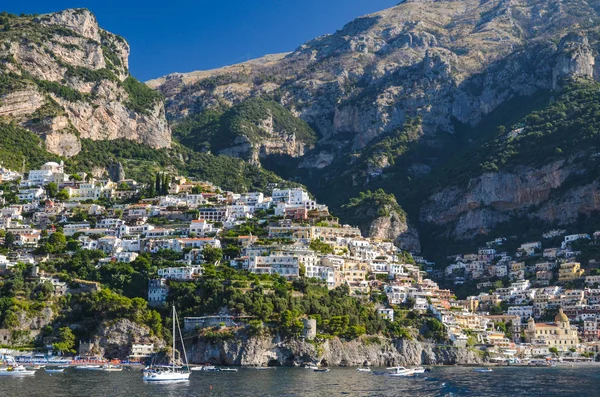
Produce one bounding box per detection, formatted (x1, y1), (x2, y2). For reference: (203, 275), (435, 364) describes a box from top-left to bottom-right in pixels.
(143, 306), (190, 382)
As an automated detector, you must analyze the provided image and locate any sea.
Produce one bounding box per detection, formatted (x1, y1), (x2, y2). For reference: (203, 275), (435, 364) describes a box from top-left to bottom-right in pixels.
(1, 365), (598, 397)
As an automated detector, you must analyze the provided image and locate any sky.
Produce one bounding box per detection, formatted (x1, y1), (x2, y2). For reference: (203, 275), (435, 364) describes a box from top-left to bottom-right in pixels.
(3, 0), (400, 81)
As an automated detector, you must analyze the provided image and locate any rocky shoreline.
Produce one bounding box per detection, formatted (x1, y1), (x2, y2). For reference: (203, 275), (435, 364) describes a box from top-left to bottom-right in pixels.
(187, 335), (485, 367)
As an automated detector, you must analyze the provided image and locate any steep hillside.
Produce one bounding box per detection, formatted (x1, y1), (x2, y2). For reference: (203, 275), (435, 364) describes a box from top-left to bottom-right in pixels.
(173, 97), (317, 165)
(420, 79), (600, 240)
(339, 189), (421, 252)
(0, 9), (170, 156)
(149, 0), (600, 255)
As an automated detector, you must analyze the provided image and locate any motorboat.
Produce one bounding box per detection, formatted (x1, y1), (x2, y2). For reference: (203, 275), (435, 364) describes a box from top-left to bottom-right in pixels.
(0, 365), (37, 376)
(45, 367), (66, 373)
(143, 306), (191, 382)
(474, 367), (493, 373)
(386, 366), (415, 377)
(219, 367), (238, 372)
(74, 364), (102, 370)
(255, 366), (276, 370)
(304, 364), (319, 370)
(412, 366), (427, 374)
(102, 364), (123, 372)
(314, 368), (330, 372)
(357, 367), (371, 372)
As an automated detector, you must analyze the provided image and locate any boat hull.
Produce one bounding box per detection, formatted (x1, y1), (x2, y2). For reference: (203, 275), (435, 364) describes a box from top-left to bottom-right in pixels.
(143, 372), (191, 382)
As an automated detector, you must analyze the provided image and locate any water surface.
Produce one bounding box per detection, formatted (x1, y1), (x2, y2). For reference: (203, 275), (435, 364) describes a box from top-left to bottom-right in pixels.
(0, 366), (595, 396)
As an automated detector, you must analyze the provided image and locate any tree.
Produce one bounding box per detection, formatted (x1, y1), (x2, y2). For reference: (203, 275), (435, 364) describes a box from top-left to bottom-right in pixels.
(155, 172), (161, 195)
(53, 326), (76, 354)
(202, 245), (223, 264)
(3, 231), (16, 248)
(549, 346), (559, 356)
(46, 182), (58, 198)
(48, 231), (67, 253)
(56, 189), (70, 201)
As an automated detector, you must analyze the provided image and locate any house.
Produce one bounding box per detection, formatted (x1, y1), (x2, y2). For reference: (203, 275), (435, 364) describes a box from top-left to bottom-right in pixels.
(377, 308), (395, 322)
(189, 219), (214, 236)
(148, 279), (168, 306)
(129, 344), (155, 361)
(197, 207), (228, 222)
(558, 262), (584, 283)
(157, 265), (202, 280)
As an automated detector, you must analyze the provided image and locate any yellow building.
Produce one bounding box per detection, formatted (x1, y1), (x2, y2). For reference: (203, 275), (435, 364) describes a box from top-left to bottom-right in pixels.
(558, 262), (584, 283)
(525, 308), (579, 350)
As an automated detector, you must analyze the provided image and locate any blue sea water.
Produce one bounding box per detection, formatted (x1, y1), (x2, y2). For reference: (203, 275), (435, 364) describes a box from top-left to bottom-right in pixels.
(0, 365), (597, 397)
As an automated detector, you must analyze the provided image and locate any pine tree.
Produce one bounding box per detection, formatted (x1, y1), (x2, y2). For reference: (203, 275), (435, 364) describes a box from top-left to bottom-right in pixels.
(155, 172), (161, 195)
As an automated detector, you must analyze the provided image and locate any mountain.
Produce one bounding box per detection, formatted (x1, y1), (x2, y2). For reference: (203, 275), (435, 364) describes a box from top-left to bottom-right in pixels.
(0, 9), (170, 157)
(150, 0), (600, 256)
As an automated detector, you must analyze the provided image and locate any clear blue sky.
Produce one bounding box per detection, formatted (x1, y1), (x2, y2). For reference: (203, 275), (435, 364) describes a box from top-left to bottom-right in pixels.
(3, 0), (399, 81)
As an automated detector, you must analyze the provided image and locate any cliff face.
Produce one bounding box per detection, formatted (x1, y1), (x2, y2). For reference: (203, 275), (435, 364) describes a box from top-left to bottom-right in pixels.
(187, 334), (483, 366)
(217, 110), (312, 166)
(84, 319), (165, 359)
(152, 0), (598, 163)
(0, 9), (171, 156)
(146, 0), (600, 246)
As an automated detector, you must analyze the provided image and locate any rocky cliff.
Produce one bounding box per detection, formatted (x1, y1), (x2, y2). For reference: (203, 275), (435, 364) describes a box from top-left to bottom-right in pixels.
(0, 9), (171, 156)
(80, 319), (165, 359)
(148, 0), (600, 249)
(188, 334), (484, 366)
(339, 190), (421, 252)
(152, 0), (598, 162)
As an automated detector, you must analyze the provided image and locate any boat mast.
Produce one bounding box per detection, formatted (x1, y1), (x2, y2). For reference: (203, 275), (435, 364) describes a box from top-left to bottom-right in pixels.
(176, 306), (189, 371)
(172, 305), (175, 373)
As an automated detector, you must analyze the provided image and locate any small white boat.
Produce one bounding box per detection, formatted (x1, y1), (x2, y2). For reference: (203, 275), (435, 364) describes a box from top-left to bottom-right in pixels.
(190, 366), (204, 371)
(304, 364), (319, 370)
(0, 365), (37, 376)
(412, 366), (427, 374)
(74, 364), (102, 370)
(314, 368), (330, 373)
(386, 366), (415, 377)
(474, 367), (493, 373)
(219, 367), (238, 372)
(45, 368), (66, 373)
(357, 367), (371, 372)
(255, 366), (276, 370)
(102, 364), (123, 372)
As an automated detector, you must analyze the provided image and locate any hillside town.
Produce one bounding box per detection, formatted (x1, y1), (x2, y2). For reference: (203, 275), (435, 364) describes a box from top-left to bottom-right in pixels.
(0, 161), (599, 365)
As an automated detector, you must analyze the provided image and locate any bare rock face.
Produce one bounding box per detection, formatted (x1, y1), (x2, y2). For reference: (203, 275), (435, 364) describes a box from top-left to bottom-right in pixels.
(45, 131), (82, 157)
(0, 89), (46, 117)
(370, 213), (421, 253)
(0, 8), (170, 156)
(151, 0), (600, 159)
(420, 157), (600, 239)
(187, 333), (484, 366)
(90, 319), (165, 359)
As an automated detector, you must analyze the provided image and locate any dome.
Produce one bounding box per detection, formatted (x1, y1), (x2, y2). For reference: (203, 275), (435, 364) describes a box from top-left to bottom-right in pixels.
(555, 308), (569, 323)
(41, 161), (60, 171)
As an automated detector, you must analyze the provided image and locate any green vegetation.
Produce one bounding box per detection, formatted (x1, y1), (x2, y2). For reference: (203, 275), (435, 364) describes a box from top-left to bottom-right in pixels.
(173, 97), (317, 156)
(0, 121), (60, 170)
(309, 239), (334, 255)
(67, 138), (298, 193)
(35, 79), (87, 102)
(168, 271), (387, 339)
(122, 76), (163, 115)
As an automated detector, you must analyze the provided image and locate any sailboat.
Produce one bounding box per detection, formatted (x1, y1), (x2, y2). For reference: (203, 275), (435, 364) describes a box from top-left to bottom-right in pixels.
(142, 306), (190, 382)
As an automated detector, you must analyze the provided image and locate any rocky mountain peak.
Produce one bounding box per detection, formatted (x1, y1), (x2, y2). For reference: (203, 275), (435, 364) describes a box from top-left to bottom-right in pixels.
(0, 9), (169, 156)
(40, 8), (101, 42)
